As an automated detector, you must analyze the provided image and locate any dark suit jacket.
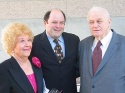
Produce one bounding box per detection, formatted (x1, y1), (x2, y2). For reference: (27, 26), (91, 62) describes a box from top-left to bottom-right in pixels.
(79, 29), (125, 93)
(30, 31), (80, 93)
(0, 57), (44, 93)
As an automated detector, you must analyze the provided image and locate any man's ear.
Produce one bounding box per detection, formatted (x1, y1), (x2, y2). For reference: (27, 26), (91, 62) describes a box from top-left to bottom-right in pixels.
(108, 18), (111, 24)
(43, 20), (47, 27)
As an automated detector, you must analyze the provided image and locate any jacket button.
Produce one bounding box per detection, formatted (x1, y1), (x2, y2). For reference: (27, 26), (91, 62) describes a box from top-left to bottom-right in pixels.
(92, 85), (95, 88)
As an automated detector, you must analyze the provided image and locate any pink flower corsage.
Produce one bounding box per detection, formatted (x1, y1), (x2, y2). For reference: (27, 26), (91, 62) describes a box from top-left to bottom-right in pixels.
(32, 57), (41, 68)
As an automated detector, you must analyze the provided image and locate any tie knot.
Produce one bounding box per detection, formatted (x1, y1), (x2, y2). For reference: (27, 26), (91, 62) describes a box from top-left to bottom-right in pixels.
(53, 39), (59, 44)
(96, 41), (102, 47)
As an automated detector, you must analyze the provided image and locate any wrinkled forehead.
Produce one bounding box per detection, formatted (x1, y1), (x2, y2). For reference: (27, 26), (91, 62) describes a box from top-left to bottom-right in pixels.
(88, 11), (105, 19)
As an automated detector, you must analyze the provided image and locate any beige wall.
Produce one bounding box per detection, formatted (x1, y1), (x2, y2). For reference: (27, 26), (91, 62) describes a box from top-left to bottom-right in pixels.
(0, 0), (125, 19)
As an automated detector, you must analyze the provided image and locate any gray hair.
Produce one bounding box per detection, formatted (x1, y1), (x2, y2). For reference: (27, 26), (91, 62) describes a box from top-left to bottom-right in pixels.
(87, 6), (110, 21)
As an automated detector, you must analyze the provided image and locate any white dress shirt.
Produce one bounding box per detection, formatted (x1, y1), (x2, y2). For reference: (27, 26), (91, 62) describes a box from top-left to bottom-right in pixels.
(43, 79), (49, 93)
(92, 30), (113, 58)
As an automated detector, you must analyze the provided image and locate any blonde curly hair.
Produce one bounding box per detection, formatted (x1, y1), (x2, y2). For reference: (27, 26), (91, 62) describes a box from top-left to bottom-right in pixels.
(1, 22), (34, 55)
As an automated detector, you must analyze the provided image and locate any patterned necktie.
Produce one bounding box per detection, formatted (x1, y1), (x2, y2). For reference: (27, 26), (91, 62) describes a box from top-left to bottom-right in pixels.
(92, 41), (102, 75)
(53, 39), (63, 63)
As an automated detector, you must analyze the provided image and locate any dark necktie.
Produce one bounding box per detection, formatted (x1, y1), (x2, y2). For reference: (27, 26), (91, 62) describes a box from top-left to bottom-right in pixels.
(92, 41), (102, 75)
(53, 39), (63, 63)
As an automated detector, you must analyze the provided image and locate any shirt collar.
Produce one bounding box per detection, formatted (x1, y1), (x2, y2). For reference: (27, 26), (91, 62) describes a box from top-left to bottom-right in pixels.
(101, 30), (113, 47)
(93, 30), (113, 47)
(46, 32), (64, 43)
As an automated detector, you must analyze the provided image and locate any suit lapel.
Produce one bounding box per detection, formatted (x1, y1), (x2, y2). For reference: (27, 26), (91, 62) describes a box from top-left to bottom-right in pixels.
(9, 57), (34, 93)
(32, 63), (43, 93)
(88, 36), (94, 76)
(95, 31), (118, 75)
(40, 31), (58, 61)
(61, 33), (71, 63)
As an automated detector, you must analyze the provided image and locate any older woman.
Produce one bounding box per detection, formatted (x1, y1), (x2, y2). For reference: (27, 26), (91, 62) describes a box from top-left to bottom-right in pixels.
(0, 22), (49, 93)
